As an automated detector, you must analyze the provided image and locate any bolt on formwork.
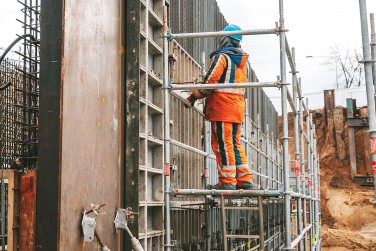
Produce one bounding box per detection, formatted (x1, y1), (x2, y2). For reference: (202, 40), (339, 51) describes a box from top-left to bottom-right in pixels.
(162, 0), (321, 250)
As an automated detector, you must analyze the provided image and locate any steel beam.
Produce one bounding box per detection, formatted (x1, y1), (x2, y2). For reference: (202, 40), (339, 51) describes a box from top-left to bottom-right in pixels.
(124, 0), (140, 249)
(36, 0), (63, 249)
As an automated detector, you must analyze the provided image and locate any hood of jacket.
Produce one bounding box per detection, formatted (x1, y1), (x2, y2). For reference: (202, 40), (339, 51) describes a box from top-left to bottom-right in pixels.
(210, 37), (249, 68)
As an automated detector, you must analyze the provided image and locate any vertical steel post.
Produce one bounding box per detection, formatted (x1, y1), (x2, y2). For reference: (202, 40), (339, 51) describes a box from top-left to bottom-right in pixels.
(359, 0), (376, 203)
(310, 113), (316, 249)
(163, 7), (172, 251)
(371, 14), (376, 203)
(292, 47), (303, 251)
(299, 80), (308, 251)
(204, 121), (211, 251)
(279, 0), (292, 249)
(370, 13), (376, 111)
(306, 102), (313, 251)
(312, 124), (317, 249)
(317, 158), (322, 251)
(220, 196), (228, 251)
(202, 49), (211, 250)
(1, 168), (5, 251)
(258, 196), (265, 250)
(313, 127), (320, 250)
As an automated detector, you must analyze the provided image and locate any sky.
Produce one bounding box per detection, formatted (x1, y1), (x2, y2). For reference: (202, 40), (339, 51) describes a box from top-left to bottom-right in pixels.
(0, 1), (23, 58)
(216, 0), (376, 101)
(1, 0), (376, 109)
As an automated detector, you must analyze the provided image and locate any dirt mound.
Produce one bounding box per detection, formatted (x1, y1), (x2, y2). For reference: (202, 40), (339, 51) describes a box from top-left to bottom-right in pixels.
(281, 108), (376, 250)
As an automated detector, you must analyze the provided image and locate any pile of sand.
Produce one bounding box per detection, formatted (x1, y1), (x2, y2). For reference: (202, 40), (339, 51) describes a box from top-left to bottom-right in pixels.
(282, 108), (376, 250)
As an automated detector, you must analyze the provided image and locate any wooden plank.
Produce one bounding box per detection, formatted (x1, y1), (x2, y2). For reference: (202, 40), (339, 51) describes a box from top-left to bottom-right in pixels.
(334, 108), (346, 160)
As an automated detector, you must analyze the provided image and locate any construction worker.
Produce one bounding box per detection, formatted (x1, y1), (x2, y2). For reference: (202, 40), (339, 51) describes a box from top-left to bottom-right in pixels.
(186, 24), (253, 190)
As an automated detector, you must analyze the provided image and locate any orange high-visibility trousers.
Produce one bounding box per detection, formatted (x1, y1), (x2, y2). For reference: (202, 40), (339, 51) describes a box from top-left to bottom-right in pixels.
(211, 121), (252, 187)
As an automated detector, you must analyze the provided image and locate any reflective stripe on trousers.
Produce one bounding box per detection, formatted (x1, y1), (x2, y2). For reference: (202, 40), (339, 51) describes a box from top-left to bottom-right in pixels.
(211, 122), (252, 186)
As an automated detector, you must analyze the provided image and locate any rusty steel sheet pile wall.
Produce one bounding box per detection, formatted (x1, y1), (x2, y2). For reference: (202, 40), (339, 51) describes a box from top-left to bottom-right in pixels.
(37, 0), (140, 250)
(61, 0), (121, 249)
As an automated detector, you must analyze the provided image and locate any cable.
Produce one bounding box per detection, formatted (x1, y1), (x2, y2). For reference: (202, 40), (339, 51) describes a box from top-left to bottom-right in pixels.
(0, 34), (38, 90)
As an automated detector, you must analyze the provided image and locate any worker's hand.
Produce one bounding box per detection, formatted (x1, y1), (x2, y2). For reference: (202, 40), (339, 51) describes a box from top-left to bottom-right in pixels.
(184, 95), (197, 108)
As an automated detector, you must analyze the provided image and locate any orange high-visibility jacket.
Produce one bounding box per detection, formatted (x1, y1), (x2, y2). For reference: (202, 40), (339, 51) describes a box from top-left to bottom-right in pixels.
(192, 47), (249, 123)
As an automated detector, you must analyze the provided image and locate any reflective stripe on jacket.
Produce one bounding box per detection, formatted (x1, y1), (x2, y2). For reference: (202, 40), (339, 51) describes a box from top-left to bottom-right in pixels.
(192, 47), (249, 123)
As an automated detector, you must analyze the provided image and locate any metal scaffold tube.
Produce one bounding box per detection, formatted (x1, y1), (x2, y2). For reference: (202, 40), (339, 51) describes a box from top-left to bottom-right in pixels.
(313, 126), (321, 249)
(370, 13), (376, 110)
(279, 0), (293, 250)
(300, 79), (309, 251)
(359, 0), (376, 204)
(292, 47), (303, 251)
(170, 81), (282, 90)
(204, 121), (211, 250)
(169, 28), (280, 40)
(163, 7), (172, 251)
(170, 188), (282, 197)
(358, 0), (376, 203)
(308, 112), (314, 250)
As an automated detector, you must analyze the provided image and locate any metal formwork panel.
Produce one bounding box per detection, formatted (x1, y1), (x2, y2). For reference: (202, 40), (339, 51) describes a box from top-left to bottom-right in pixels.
(168, 40), (206, 248)
(169, 0), (227, 65)
(139, 0), (165, 249)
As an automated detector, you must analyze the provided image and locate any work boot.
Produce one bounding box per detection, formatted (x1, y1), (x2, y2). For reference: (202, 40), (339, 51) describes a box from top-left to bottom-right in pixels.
(236, 181), (255, 190)
(207, 183), (236, 190)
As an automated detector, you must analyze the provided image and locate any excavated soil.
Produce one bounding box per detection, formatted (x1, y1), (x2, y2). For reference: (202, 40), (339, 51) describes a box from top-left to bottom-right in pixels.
(281, 107), (376, 250)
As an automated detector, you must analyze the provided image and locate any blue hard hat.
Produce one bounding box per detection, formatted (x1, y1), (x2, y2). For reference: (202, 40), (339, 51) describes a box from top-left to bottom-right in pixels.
(223, 24), (242, 41)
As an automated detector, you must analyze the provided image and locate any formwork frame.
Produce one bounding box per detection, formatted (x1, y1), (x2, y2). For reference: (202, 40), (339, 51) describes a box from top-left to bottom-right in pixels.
(162, 0), (321, 250)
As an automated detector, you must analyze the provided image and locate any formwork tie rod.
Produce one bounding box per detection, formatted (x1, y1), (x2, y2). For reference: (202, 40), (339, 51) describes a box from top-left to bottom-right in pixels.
(168, 28), (286, 40)
(170, 82), (284, 91)
(170, 188), (282, 197)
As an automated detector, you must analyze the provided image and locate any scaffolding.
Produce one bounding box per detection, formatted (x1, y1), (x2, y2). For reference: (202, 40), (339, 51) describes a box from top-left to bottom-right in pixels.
(162, 0), (321, 250)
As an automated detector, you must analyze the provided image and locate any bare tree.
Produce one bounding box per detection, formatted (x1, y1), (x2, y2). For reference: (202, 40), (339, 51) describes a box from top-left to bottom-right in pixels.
(329, 46), (364, 88)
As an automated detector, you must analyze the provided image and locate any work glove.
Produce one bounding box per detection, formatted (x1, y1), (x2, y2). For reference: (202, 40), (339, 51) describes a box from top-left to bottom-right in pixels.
(184, 94), (197, 108)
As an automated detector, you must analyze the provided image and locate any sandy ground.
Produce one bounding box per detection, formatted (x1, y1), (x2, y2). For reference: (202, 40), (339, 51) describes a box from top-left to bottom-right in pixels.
(282, 108), (376, 250)
(314, 109), (376, 250)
